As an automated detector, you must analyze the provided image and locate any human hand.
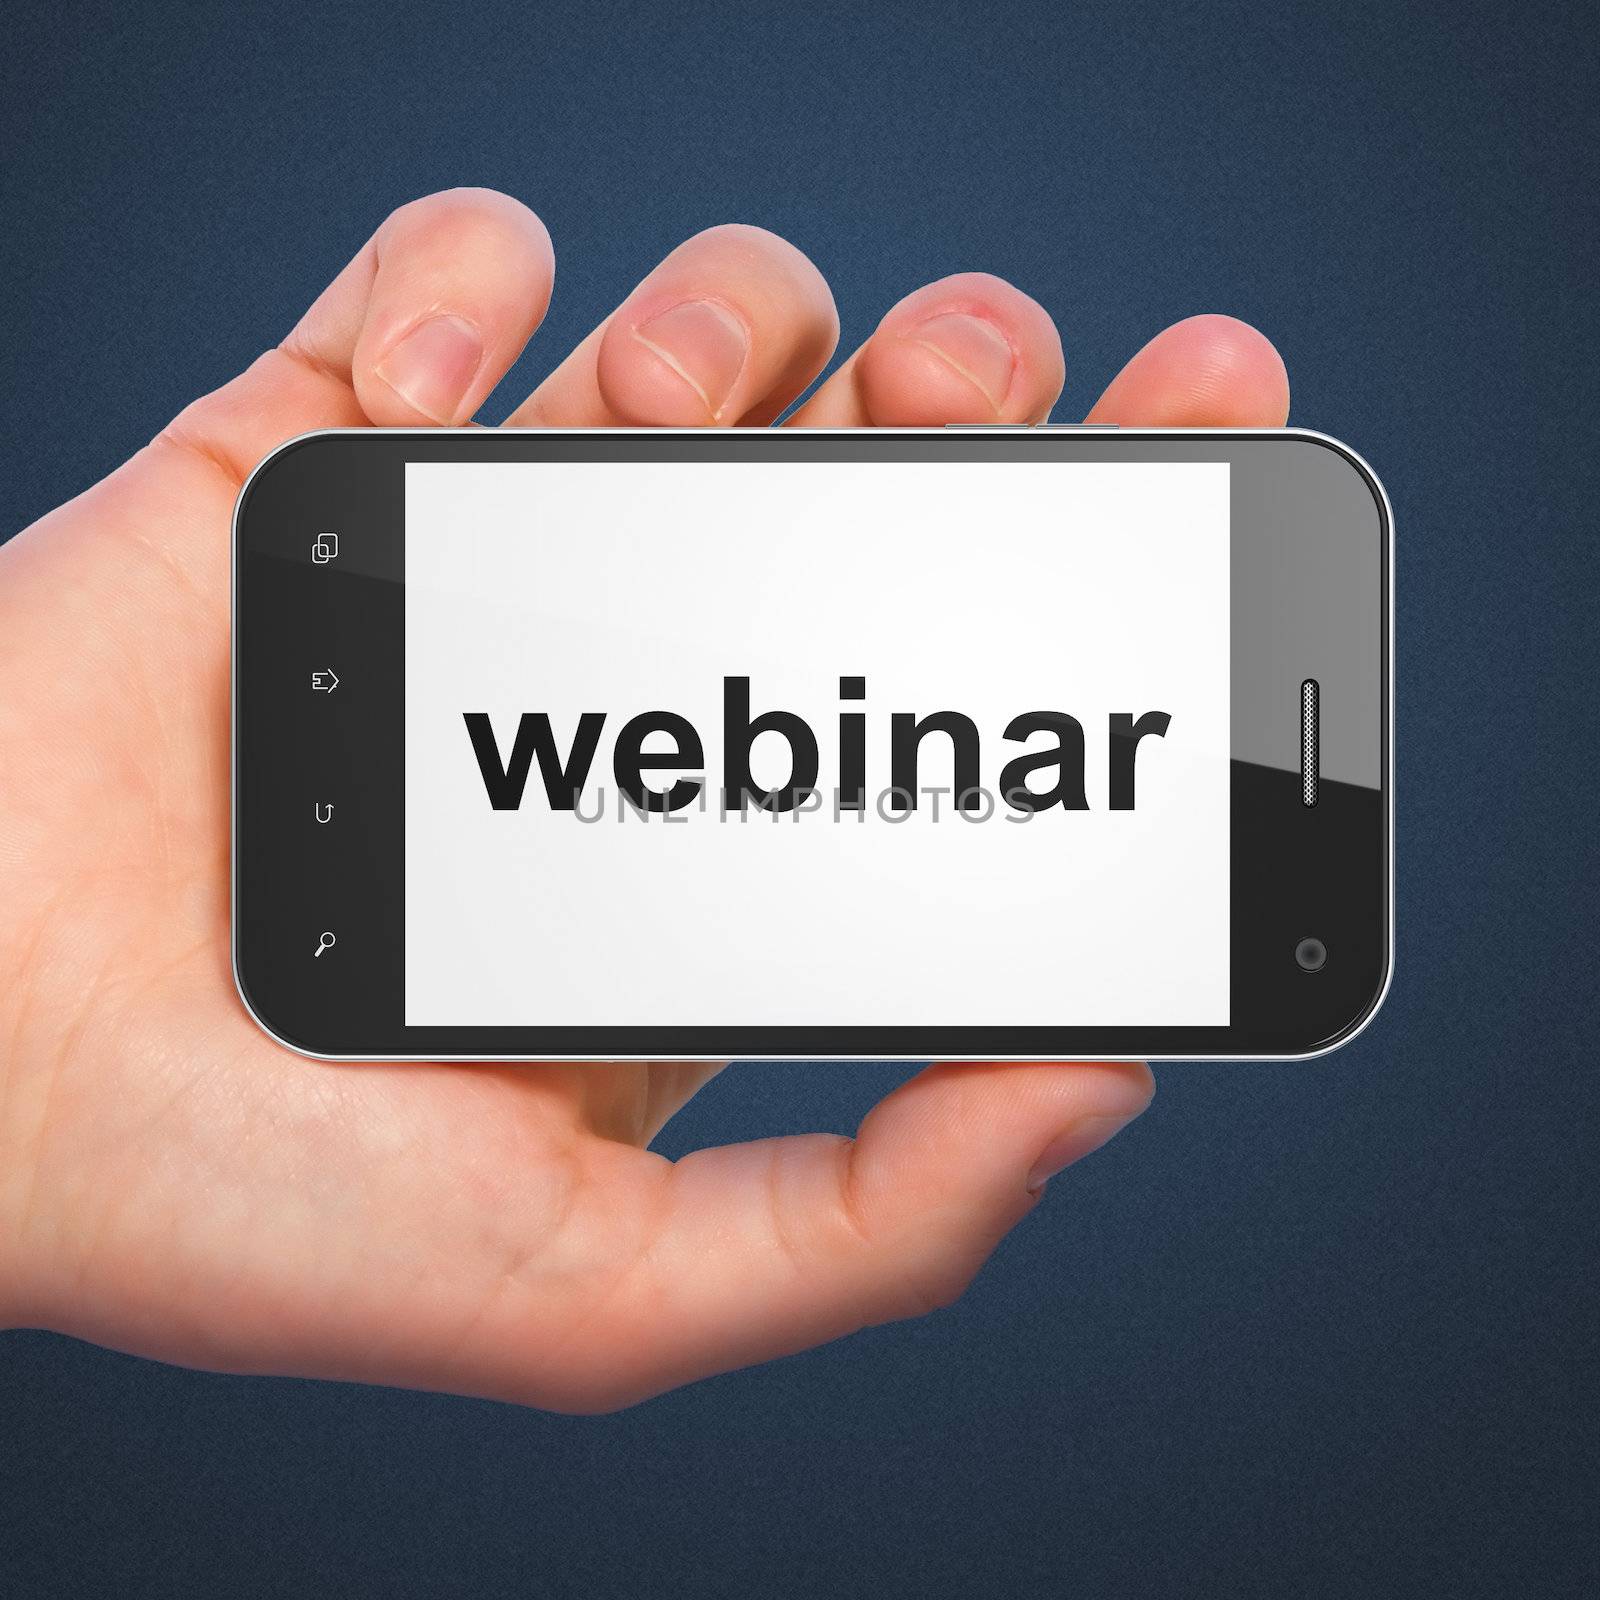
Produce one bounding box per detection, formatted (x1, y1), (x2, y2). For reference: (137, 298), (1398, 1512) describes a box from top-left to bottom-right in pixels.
(0, 189), (1288, 1410)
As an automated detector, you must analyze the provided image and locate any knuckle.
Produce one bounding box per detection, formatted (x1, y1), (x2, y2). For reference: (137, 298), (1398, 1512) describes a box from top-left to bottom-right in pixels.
(520, 1365), (650, 1416)
(680, 223), (832, 300)
(690, 220), (799, 257)
(833, 1145), (972, 1324)
(898, 1248), (980, 1320)
(382, 187), (551, 258)
(932, 269), (1020, 298)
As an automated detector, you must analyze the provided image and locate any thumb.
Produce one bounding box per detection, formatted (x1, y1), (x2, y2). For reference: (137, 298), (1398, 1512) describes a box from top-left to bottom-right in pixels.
(531, 1061), (1154, 1410)
(841, 1059), (1156, 1307)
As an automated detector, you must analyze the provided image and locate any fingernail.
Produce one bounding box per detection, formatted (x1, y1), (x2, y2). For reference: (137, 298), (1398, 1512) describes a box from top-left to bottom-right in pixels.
(911, 311), (1015, 411)
(632, 300), (749, 421)
(1027, 1111), (1144, 1195)
(374, 314), (485, 424)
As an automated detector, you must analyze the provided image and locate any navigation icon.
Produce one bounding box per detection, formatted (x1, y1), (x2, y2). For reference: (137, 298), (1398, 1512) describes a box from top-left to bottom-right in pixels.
(311, 532), (339, 564)
(311, 669), (339, 693)
(314, 802), (334, 824)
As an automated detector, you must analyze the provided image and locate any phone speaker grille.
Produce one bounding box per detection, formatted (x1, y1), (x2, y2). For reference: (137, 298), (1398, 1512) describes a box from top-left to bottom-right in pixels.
(1301, 679), (1320, 807)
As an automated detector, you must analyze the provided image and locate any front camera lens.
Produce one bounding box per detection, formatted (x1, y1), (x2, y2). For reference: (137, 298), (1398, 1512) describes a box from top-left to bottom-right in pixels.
(1295, 937), (1328, 973)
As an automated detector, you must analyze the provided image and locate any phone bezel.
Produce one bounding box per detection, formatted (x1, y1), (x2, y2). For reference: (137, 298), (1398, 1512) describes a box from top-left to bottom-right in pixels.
(232, 427), (1392, 1062)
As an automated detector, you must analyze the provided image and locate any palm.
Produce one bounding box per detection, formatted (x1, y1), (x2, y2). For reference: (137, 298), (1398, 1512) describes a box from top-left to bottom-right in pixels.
(9, 441), (682, 1340)
(0, 188), (1284, 1409)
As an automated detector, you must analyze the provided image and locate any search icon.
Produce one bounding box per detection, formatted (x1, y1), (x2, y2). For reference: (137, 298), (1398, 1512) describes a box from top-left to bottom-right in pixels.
(314, 931), (336, 958)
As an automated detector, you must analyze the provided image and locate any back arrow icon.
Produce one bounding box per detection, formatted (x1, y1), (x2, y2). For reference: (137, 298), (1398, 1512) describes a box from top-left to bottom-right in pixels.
(311, 669), (339, 692)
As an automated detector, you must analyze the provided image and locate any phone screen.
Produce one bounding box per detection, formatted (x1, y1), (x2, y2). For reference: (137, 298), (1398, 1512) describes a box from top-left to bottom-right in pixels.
(233, 428), (1389, 1060)
(401, 460), (1232, 1029)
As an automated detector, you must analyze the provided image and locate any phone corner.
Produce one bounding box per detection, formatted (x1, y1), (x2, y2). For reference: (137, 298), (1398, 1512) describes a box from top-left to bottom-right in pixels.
(1296, 948), (1396, 1061)
(230, 427), (353, 541)
(229, 938), (344, 1063)
(1279, 428), (1394, 539)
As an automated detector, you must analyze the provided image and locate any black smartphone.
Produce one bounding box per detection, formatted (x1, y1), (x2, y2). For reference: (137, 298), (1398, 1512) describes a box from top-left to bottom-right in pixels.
(232, 427), (1391, 1062)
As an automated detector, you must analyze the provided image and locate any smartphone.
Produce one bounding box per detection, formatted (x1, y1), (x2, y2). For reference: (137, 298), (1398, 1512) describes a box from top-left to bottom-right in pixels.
(232, 427), (1391, 1062)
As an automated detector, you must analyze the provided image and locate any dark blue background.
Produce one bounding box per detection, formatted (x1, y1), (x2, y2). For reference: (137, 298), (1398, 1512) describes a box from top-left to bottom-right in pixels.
(3, 1), (1596, 1594)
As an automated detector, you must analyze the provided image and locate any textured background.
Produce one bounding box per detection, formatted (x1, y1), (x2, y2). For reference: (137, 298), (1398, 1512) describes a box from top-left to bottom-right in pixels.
(2, 1), (1596, 1595)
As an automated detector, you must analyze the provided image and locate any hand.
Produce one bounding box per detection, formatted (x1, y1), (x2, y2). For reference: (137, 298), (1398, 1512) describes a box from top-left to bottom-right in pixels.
(0, 189), (1288, 1410)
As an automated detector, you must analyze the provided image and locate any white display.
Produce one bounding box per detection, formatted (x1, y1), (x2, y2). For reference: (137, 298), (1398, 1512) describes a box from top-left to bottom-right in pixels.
(404, 459), (1231, 1028)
